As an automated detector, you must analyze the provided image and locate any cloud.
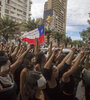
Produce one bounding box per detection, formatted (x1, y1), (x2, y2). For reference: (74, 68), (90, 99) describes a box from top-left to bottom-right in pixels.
(66, 25), (89, 33)
(66, 25), (89, 40)
(31, 0), (90, 40)
(31, 0), (48, 19)
(67, 0), (90, 25)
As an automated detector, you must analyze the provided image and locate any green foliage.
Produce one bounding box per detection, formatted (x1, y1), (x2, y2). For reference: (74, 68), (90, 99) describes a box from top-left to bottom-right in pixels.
(80, 27), (90, 44)
(23, 18), (39, 32)
(80, 20), (90, 44)
(65, 36), (72, 47)
(52, 31), (65, 46)
(88, 20), (90, 25)
(45, 29), (52, 45)
(72, 40), (85, 47)
(0, 17), (20, 41)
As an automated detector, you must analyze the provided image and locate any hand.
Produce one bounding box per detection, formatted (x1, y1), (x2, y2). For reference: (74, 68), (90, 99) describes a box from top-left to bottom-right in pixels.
(62, 72), (70, 82)
(82, 68), (88, 74)
(80, 47), (86, 55)
(18, 38), (21, 43)
(30, 44), (34, 49)
(71, 46), (76, 52)
(52, 49), (57, 56)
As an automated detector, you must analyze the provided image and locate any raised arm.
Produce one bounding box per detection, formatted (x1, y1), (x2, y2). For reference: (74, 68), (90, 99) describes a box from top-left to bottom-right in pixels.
(44, 49), (56, 69)
(11, 39), (21, 60)
(85, 54), (90, 69)
(57, 47), (76, 70)
(10, 45), (31, 74)
(55, 46), (63, 62)
(34, 38), (39, 56)
(62, 49), (84, 82)
(47, 41), (52, 61)
(0, 42), (4, 51)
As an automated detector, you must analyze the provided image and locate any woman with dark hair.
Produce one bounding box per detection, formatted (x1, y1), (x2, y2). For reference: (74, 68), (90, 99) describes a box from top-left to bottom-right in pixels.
(20, 70), (46, 100)
(0, 45), (32, 100)
(35, 52), (46, 71)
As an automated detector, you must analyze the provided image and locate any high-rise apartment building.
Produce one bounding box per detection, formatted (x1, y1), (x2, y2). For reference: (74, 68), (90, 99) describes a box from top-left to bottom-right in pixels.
(44, 0), (67, 33)
(0, 0), (32, 22)
(44, 1), (48, 11)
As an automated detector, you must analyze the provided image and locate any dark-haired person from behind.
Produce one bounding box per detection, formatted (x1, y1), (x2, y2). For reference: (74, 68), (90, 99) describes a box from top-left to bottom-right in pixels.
(20, 71), (46, 100)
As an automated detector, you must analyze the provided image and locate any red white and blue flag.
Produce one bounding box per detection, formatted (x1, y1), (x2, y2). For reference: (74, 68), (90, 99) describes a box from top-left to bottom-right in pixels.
(21, 25), (45, 45)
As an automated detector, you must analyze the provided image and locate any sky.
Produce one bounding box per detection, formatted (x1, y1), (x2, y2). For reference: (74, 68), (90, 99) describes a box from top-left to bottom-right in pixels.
(31, 0), (90, 40)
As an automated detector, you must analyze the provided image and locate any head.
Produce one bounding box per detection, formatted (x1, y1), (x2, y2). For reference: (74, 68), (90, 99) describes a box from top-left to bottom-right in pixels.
(0, 50), (8, 57)
(22, 71), (46, 100)
(23, 53), (36, 67)
(0, 56), (11, 73)
(82, 70), (90, 86)
(36, 52), (46, 65)
(42, 63), (58, 81)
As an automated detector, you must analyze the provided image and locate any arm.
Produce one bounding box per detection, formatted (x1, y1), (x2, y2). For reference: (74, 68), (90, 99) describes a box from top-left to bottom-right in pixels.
(11, 39), (21, 60)
(20, 69), (26, 100)
(0, 42), (4, 50)
(44, 49), (56, 69)
(57, 47), (76, 70)
(47, 41), (52, 61)
(55, 48), (63, 62)
(34, 38), (39, 56)
(10, 45), (31, 74)
(62, 50), (84, 82)
(8, 43), (14, 54)
(85, 55), (89, 69)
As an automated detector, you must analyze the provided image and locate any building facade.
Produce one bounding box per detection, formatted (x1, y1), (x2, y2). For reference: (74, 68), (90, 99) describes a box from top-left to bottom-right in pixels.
(44, 0), (67, 33)
(0, 0), (32, 22)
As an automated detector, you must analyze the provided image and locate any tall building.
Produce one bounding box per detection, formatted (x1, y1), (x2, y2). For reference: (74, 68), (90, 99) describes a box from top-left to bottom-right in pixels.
(0, 0), (32, 22)
(44, 1), (48, 11)
(44, 0), (67, 33)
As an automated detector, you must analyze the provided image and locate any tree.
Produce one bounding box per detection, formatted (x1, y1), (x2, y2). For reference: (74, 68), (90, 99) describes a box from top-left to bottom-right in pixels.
(72, 40), (85, 47)
(65, 37), (72, 47)
(23, 18), (39, 32)
(52, 31), (65, 47)
(45, 29), (52, 45)
(0, 17), (20, 41)
(80, 20), (90, 44)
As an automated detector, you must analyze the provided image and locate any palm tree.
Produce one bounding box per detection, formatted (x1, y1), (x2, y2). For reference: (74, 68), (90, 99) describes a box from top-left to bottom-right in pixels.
(23, 18), (39, 32)
(0, 17), (20, 41)
(52, 31), (65, 47)
(45, 29), (52, 45)
(65, 37), (72, 47)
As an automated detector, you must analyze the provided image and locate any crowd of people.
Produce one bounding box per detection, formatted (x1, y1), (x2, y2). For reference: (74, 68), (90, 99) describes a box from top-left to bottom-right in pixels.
(0, 38), (90, 100)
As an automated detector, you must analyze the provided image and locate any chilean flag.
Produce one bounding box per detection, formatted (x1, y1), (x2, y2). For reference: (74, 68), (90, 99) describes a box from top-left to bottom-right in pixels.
(21, 25), (45, 45)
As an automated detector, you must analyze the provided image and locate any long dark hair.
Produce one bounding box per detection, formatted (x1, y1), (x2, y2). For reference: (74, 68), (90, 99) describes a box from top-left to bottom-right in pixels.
(22, 52), (35, 67)
(36, 52), (45, 64)
(21, 71), (41, 100)
(0, 56), (9, 67)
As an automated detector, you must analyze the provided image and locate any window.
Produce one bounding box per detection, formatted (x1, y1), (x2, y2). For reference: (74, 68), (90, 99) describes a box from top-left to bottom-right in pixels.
(0, 1), (1, 5)
(5, 0), (10, 4)
(11, 11), (15, 14)
(5, 9), (9, 14)
(23, 12), (26, 15)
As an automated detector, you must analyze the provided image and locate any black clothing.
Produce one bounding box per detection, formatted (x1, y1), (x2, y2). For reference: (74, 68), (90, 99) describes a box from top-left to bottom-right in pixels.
(43, 63), (72, 100)
(14, 64), (24, 94)
(85, 85), (90, 100)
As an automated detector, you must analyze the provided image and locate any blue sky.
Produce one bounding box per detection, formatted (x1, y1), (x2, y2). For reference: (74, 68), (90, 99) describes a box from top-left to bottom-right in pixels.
(31, 0), (90, 40)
